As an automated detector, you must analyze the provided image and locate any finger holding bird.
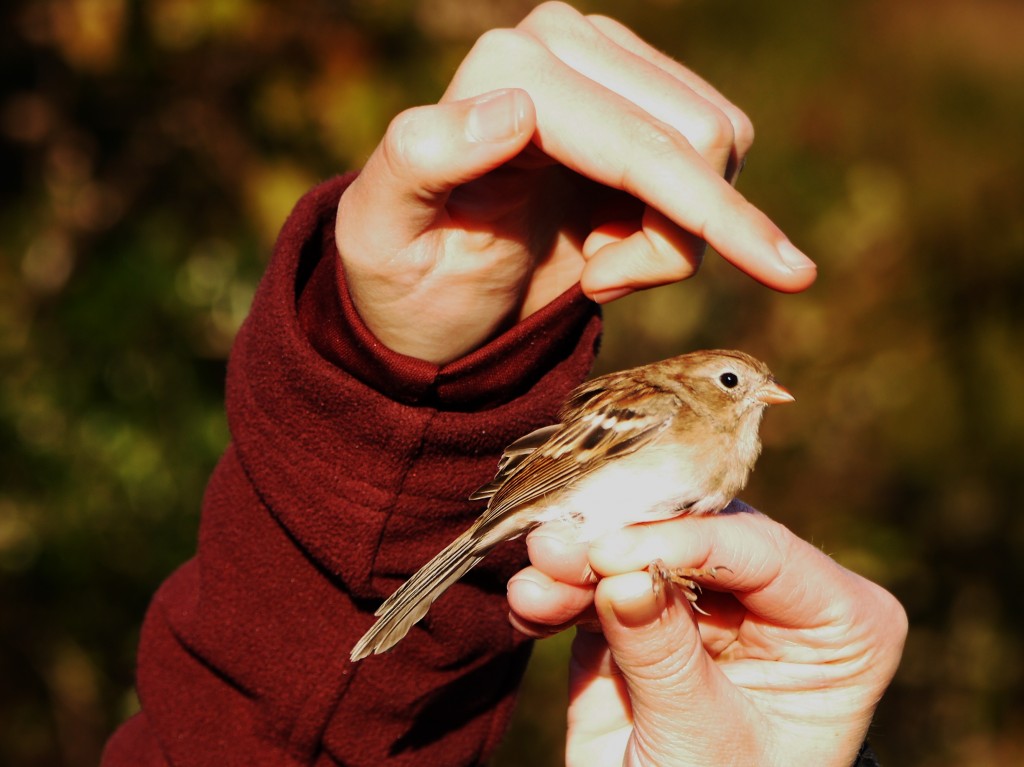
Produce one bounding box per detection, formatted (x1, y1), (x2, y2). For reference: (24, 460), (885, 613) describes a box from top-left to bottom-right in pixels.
(350, 349), (793, 661)
(508, 504), (754, 639)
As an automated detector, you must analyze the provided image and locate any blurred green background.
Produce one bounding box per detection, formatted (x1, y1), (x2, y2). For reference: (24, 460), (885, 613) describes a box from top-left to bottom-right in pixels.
(2, 0), (1022, 764)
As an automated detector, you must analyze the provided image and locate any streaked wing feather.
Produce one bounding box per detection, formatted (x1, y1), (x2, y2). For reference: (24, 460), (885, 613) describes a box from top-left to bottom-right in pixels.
(469, 424), (562, 501)
(474, 384), (681, 535)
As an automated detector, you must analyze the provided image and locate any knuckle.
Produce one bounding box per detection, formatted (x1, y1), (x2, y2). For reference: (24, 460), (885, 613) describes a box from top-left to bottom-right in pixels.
(617, 119), (689, 194)
(620, 120), (677, 173)
(673, 247), (703, 281)
(888, 594), (910, 640)
(687, 109), (736, 158)
(635, 118), (682, 152)
(658, 258), (699, 284)
(381, 108), (421, 171)
(458, 28), (543, 83)
(469, 27), (536, 62)
(872, 582), (909, 642)
(725, 105), (756, 156)
(584, 12), (618, 28)
(636, 232), (702, 286)
(380, 105), (440, 178)
(523, 1), (580, 28)
(645, 237), (703, 283)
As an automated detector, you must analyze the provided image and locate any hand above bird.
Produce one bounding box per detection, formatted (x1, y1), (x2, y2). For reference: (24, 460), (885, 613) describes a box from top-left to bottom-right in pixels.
(350, 349), (793, 661)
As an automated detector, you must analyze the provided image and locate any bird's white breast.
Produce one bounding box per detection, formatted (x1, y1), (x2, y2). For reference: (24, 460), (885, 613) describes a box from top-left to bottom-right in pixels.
(532, 439), (730, 542)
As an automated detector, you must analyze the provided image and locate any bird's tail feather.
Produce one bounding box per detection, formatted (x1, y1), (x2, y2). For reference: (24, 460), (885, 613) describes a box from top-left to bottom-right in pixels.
(349, 529), (485, 661)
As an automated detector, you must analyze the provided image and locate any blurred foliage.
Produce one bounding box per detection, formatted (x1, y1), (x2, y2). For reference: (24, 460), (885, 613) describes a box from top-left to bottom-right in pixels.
(1, 0), (1022, 765)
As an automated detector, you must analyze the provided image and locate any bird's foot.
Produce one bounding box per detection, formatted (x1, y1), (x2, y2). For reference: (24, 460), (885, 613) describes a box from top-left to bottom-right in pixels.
(647, 559), (730, 616)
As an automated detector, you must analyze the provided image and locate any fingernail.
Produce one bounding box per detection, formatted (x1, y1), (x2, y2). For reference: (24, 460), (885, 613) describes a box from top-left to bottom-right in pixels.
(589, 286), (633, 304)
(605, 572), (663, 627)
(467, 89), (526, 143)
(507, 574), (550, 599)
(776, 240), (816, 272)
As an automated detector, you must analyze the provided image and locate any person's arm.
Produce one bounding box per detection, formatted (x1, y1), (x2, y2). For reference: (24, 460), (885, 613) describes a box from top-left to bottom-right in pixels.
(101, 176), (602, 766)
(106, 3), (819, 762)
(509, 504), (907, 767)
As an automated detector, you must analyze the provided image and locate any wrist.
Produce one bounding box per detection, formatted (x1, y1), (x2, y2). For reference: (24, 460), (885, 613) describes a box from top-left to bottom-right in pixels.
(303, 207), (602, 409)
(338, 260), (519, 364)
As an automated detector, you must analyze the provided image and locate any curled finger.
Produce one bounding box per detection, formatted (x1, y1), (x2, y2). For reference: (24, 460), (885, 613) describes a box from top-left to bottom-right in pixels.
(582, 205), (705, 303)
(507, 566), (596, 636)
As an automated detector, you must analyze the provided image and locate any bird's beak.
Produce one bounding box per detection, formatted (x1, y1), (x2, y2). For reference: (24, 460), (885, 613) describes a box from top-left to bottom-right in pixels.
(756, 379), (795, 405)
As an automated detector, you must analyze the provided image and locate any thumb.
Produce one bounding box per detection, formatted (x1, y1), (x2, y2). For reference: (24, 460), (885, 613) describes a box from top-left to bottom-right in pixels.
(594, 572), (739, 758)
(338, 88), (535, 251)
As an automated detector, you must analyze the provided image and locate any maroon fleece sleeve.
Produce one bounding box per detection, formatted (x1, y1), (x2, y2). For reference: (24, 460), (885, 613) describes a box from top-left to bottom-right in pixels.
(101, 174), (602, 766)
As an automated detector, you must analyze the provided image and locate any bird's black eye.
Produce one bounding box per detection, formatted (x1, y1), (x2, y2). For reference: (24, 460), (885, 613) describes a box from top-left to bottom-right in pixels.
(719, 372), (739, 388)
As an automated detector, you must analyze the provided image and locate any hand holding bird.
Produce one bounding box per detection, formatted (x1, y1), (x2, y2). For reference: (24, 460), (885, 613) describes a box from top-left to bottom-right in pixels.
(350, 349), (793, 661)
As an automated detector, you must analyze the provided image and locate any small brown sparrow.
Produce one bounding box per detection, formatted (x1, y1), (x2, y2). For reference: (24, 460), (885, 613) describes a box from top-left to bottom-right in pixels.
(350, 349), (794, 661)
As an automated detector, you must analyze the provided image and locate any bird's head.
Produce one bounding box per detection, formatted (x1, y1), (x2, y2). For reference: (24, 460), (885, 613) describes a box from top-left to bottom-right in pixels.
(673, 350), (794, 421)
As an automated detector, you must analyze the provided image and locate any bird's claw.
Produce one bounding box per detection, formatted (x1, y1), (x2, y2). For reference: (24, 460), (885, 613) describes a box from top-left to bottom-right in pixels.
(647, 559), (730, 616)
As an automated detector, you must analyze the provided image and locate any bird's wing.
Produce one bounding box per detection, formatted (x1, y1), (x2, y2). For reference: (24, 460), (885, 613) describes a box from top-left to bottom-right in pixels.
(469, 424), (561, 501)
(473, 381), (683, 535)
